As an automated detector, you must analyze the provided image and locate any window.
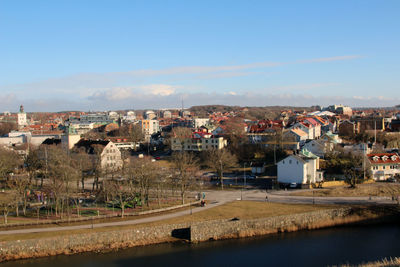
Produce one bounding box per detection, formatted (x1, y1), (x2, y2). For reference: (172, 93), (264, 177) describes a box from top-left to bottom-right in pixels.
(289, 160), (292, 164)
(282, 160), (285, 164)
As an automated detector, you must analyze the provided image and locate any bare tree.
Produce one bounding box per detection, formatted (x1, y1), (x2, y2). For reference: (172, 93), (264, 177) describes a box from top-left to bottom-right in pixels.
(0, 147), (21, 188)
(220, 118), (246, 153)
(343, 153), (364, 188)
(171, 152), (199, 204)
(0, 191), (16, 224)
(129, 124), (144, 149)
(71, 148), (92, 191)
(104, 178), (129, 217)
(205, 148), (237, 189)
(171, 127), (192, 150)
(43, 146), (79, 218)
(0, 122), (17, 136)
(7, 175), (31, 216)
(128, 157), (154, 207)
(25, 147), (41, 184)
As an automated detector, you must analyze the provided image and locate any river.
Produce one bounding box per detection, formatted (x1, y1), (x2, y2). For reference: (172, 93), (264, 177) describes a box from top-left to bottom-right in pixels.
(2, 223), (399, 267)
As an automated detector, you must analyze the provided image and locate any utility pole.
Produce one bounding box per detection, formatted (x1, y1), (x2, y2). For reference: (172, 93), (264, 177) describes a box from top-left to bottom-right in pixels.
(363, 143), (366, 180)
(241, 163), (246, 200)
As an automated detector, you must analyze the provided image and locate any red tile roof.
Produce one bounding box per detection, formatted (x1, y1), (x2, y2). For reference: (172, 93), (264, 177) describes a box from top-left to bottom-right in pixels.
(367, 153), (400, 164)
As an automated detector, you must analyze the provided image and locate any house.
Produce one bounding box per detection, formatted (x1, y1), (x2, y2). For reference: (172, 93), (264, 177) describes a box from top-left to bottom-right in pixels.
(302, 140), (327, 158)
(284, 128), (308, 145)
(74, 139), (123, 171)
(320, 131), (342, 144)
(291, 122), (316, 140)
(277, 149), (323, 187)
(338, 120), (358, 136)
(301, 132), (340, 158)
(367, 153), (400, 181)
(192, 118), (210, 129)
(303, 118), (321, 138)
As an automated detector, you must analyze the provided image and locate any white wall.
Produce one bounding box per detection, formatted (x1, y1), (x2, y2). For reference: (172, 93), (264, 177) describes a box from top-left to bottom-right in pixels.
(277, 155), (305, 184)
(0, 136), (24, 146)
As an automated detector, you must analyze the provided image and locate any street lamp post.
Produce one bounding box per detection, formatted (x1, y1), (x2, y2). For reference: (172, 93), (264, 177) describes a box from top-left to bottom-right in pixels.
(241, 163), (246, 200)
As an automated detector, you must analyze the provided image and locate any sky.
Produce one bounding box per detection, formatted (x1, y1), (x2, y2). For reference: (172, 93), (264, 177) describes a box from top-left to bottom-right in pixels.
(1, 0), (399, 112)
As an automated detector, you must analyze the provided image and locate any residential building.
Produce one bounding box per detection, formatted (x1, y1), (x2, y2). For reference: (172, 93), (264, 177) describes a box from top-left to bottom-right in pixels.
(171, 132), (227, 152)
(74, 139), (123, 171)
(301, 139), (333, 158)
(338, 120), (357, 136)
(162, 110), (172, 119)
(192, 118), (210, 129)
(355, 117), (385, 132)
(140, 119), (159, 141)
(277, 149), (323, 186)
(144, 110), (156, 120)
(284, 128), (308, 145)
(291, 122), (317, 140)
(367, 153), (400, 181)
(80, 113), (113, 123)
(124, 111), (136, 122)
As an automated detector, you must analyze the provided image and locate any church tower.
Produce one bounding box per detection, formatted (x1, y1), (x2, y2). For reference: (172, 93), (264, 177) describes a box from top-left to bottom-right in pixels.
(17, 105), (27, 129)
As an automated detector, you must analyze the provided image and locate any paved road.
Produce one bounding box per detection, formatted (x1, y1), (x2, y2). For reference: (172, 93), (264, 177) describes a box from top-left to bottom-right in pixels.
(244, 189), (396, 205)
(0, 188), (396, 236)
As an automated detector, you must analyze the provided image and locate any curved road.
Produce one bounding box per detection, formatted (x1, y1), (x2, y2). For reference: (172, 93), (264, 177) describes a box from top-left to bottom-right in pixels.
(0, 189), (396, 236)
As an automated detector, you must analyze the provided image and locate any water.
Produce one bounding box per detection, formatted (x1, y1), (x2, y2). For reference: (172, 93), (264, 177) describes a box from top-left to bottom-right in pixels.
(2, 223), (400, 267)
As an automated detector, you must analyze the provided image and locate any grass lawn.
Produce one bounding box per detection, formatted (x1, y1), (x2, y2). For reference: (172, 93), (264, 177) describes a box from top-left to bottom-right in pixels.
(153, 201), (334, 224)
(0, 201), (334, 242)
(291, 183), (400, 197)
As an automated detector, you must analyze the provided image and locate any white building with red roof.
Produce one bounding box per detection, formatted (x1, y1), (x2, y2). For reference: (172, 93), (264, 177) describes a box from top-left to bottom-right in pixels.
(367, 153), (400, 181)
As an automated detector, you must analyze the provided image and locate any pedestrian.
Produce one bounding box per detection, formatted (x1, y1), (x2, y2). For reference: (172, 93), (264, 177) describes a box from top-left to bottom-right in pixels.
(265, 194), (269, 202)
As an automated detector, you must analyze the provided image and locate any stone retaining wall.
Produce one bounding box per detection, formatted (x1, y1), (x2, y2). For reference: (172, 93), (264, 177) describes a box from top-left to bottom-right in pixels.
(0, 222), (190, 261)
(190, 208), (353, 242)
(0, 207), (381, 262)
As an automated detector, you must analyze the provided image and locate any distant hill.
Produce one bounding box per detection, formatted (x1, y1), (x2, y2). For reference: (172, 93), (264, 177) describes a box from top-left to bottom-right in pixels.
(189, 105), (313, 120)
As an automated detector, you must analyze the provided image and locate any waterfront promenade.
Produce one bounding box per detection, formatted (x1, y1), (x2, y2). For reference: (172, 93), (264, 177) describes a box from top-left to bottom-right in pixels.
(0, 189), (395, 236)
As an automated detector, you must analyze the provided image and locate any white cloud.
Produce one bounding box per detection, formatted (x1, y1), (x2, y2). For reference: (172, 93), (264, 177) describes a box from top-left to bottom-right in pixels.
(0, 54), (362, 99)
(141, 84), (177, 96)
(225, 91), (238, 96)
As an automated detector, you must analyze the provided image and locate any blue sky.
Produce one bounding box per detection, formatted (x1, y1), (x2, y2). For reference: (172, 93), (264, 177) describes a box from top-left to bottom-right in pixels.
(1, 1), (399, 111)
